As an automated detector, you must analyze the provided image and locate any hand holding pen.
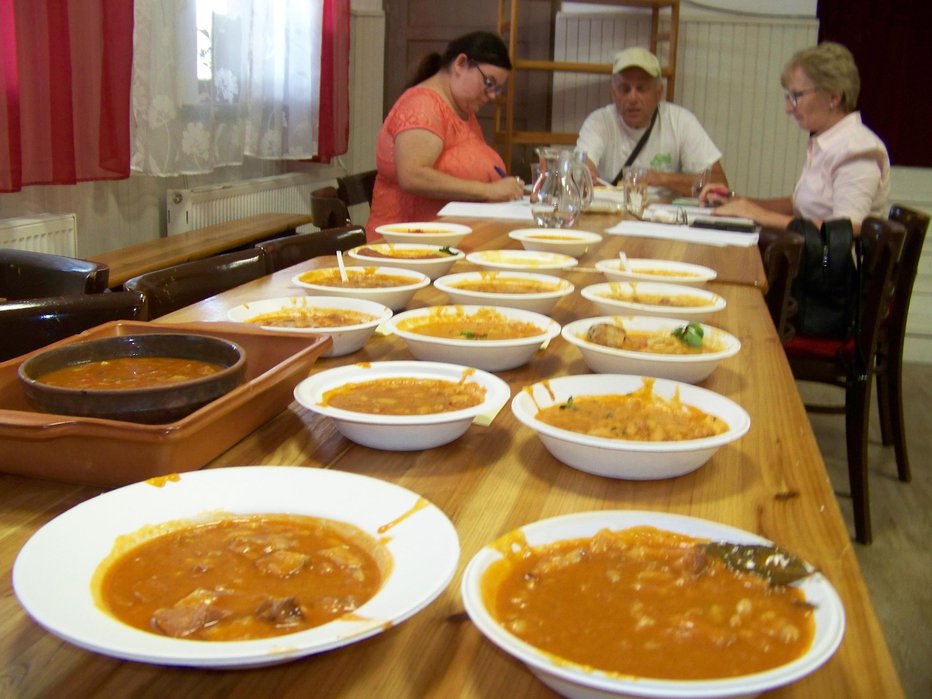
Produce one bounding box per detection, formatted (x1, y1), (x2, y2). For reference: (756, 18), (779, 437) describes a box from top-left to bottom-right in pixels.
(493, 166), (525, 201)
(698, 183), (735, 207)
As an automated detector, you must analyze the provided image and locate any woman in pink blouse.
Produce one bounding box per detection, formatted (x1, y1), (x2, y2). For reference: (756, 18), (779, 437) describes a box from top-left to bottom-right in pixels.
(366, 32), (525, 238)
(701, 42), (890, 234)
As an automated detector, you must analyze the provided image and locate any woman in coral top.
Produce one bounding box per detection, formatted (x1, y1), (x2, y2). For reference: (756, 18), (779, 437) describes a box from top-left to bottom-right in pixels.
(366, 32), (525, 238)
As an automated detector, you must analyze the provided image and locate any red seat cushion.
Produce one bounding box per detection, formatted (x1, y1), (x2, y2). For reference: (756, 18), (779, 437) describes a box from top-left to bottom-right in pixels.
(784, 334), (856, 360)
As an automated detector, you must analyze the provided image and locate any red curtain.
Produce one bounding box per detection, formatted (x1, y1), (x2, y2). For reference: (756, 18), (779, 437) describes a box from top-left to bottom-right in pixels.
(0, 0), (133, 193)
(314, 0), (350, 162)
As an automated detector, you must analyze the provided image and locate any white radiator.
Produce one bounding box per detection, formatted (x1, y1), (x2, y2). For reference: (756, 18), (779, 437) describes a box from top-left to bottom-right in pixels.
(0, 214), (78, 257)
(553, 10), (818, 197)
(166, 173), (316, 235)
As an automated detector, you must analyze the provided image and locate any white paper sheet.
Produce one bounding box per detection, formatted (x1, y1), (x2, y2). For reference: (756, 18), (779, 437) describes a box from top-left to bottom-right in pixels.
(646, 203), (757, 229)
(438, 200), (534, 221)
(604, 220), (759, 247)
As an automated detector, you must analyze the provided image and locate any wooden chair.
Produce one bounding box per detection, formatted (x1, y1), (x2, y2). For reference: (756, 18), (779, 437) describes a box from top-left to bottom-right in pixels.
(124, 248), (270, 319)
(758, 229), (804, 343)
(0, 291), (147, 362)
(310, 186), (352, 229)
(0, 249), (109, 298)
(783, 217), (906, 544)
(337, 169), (376, 208)
(256, 225), (366, 272)
(874, 205), (930, 484)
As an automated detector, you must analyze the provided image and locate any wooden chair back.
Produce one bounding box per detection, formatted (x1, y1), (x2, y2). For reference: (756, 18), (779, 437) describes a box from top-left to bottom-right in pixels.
(0, 291), (147, 362)
(256, 226), (366, 272)
(759, 229), (804, 343)
(310, 186), (352, 229)
(337, 170), (376, 207)
(0, 249), (109, 299)
(885, 205), (930, 354)
(124, 248), (270, 319)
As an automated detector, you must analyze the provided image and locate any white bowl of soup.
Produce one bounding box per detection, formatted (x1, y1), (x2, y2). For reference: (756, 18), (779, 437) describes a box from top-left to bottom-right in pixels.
(292, 266), (430, 312)
(293, 361), (511, 450)
(508, 228), (603, 258)
(347, 243), (464, 280)
(376, 221), (472, 247)
(461, 509), (845, 699)
(582, 281), (726, 322)
(561, 315), (741, 383)
(386, 305), (561, 372)
(511, 374), (749, 479)
(226, 296), (392, 357)
(466, 249), (578, 272)
(596, 258), (717, 286)
(433, 271), (575, 314)
(13, 466), (461, 668)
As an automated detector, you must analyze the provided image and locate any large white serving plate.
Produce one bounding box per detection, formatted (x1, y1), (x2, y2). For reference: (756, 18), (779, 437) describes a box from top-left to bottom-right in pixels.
(467, 249), (578, 272)
(596, 258), (717, 286)
(375, 221), (472, 247)
(13, 466), (460, 668)
(462, 510), (846, 699)
(511, 374), (750, 479)
(561, 315), (741, 383)
(294, 361), (512, 450)
(226, 296), (392, 357)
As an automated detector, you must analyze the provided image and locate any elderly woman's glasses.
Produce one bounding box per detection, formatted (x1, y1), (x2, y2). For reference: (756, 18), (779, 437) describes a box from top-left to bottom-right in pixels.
(469, 61), (505, 97)
(784, 88), (817, 108)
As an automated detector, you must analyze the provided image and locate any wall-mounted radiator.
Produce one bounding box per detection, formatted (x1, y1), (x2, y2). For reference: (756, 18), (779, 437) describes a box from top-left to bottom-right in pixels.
(166, 173), (317, 236)
(0, 214), (78, 257)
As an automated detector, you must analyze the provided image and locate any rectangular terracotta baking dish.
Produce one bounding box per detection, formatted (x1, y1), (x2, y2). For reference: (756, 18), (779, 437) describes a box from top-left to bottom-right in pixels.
(0, 321), (330, 487)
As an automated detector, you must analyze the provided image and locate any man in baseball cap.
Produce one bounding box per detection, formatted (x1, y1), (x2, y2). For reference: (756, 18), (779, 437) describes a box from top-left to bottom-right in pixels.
(577, 47), (728, 195)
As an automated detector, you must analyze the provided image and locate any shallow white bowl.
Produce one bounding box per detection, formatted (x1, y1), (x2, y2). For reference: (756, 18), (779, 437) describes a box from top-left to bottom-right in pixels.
(582, 281), (726, 322)
(508, 228), (603, 258)
(466, 249), (578, 272)
(561, 315), (741, 383)
(13, 466), (460, 668)
(226, 296), (392, 357)
(462, 509), (845, 699)
(386, 305), (561, 372)
(511, 373), (750, 479)
(291, 266), (430, 312)
(294, 361), (511, 450)
(375, 221), (472, 247)
(596, 258), (717, 286)
(433, 271), (575, 315)
(348, 243), (464, 280)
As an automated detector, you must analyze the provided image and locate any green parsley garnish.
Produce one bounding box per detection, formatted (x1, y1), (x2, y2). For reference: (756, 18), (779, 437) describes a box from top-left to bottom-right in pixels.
(672, 322), (705, 348)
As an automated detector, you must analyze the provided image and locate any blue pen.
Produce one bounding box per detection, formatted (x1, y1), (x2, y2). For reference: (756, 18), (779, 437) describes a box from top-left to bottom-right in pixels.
(494, 166), (507, 178)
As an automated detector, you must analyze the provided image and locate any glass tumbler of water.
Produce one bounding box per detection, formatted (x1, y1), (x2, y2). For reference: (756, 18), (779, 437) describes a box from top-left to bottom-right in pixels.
(623, 166), (649, 218)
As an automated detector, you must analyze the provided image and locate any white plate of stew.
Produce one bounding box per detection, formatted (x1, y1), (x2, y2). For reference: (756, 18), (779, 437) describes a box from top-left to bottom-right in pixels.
(13, 466), (460, 668)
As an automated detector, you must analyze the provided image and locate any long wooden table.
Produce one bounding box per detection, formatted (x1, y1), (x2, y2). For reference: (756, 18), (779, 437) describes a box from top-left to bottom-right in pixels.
(0, 216), (901, 697)
(89, 212), (312, 288)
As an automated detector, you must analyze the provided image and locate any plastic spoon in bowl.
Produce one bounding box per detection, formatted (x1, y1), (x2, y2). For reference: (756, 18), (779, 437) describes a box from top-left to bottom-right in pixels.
(618, 251), (632, 272)
(336, 250), (349, 283)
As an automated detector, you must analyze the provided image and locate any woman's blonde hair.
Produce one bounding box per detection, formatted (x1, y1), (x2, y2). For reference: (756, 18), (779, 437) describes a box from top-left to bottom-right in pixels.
(781, 42), (861, 112)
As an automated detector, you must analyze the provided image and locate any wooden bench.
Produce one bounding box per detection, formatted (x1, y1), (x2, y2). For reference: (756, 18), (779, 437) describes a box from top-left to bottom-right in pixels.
(89, 213), (312, 288)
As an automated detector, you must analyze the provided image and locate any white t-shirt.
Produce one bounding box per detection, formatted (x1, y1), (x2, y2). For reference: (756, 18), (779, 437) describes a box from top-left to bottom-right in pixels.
(793, 111), (890, 224)
(576, 102), (723, 184)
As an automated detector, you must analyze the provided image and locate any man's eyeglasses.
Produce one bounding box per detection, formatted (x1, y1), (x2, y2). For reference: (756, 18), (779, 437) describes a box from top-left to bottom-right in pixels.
(784, 88), (817, 108)
(469, 61), (505, 97)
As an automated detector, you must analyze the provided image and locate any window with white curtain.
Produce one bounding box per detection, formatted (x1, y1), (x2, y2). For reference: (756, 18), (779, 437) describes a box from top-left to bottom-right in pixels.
(132, 0), (323, 176)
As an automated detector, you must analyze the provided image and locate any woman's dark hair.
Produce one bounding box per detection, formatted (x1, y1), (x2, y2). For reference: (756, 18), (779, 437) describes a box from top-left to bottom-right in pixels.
(409, 31), (512, 87)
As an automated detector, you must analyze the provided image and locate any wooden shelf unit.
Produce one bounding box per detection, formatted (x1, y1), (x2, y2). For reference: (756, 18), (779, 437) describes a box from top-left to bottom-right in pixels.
(495, 0), (680, 168)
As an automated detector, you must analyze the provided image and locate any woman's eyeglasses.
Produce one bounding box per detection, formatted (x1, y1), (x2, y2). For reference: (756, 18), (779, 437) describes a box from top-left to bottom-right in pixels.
(784, 88), (817, 108)
(469, 61), (505, 97)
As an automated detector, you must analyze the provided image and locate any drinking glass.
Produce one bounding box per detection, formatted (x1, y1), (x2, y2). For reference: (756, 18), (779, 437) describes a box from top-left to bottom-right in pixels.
(691, 167), (712, 198)
(623, 166), (649, 218)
